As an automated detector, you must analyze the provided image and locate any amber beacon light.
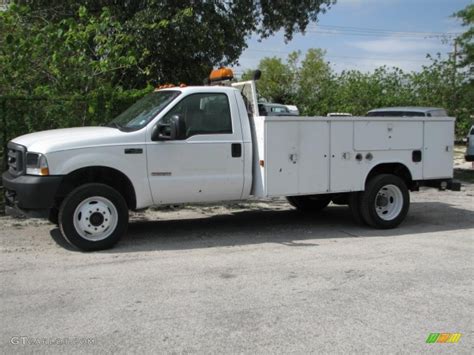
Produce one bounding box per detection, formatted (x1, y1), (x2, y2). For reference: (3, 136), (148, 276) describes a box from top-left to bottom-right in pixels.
(209, 67), (234, 82)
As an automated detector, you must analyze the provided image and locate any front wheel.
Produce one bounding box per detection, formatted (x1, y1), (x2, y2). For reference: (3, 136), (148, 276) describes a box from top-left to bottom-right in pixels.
(58, 183), (129, 251)
(360, 174), (409, 229)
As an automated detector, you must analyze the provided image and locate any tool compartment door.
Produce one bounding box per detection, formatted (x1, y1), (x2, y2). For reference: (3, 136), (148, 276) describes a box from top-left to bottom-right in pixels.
(354, 120), (423, 150)
(330, 121), (364, 192)
(298, 121), (330, 194)
(264, 119), (329, 196)
(264, 121), (298, 195)
(423, 120), (454, 179)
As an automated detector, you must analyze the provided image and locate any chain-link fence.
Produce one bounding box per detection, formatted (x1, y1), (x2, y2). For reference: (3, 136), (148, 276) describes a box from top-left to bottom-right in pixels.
(0, 90), (149, 171)
(0, 96), (88, 171)
(0, 91), (149, 212)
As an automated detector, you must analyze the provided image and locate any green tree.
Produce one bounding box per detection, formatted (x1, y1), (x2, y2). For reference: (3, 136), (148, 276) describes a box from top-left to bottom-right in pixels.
(296, 48), (333, 115)
(408, 54), (473, 135)
(243, 49), (333, 115)
(331, 69), (376, 115)
(0, 5), (151, 152)
(0, 5), (139, 97)
(454, 4), (473, 73)
(12, 0), (337, 86)
(248, 48), (472, 135)
(243, 54), (297, 104)
(1, 1), (337, 161)
(452, 3), (474, 135)
(331, 66), (414, 115)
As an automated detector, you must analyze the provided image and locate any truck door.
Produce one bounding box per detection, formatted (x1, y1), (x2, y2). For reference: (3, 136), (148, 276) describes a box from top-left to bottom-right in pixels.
(146, 92), (245, 204)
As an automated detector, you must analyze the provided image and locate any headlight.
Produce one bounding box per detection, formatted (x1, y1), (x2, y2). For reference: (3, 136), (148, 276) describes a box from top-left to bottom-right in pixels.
(26, 152), (49, 176)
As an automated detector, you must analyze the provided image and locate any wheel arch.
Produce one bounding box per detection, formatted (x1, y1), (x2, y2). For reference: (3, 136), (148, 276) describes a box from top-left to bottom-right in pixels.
(364, 162), (414, 190)
(55, 166), (137, 210)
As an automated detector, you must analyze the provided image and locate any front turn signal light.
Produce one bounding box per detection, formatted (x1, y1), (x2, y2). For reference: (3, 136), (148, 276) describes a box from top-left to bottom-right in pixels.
(26, 153), (50, 176)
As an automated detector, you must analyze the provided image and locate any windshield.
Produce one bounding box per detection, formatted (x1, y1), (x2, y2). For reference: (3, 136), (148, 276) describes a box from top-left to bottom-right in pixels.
(108, 90), (181, 131)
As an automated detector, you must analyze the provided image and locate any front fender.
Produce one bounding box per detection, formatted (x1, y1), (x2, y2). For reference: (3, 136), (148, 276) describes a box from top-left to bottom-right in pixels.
(46, 146), (153, 209)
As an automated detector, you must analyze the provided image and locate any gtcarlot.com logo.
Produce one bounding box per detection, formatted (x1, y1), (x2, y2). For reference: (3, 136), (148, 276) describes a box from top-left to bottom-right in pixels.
(10, 336), (95, 346)
(426, 333), (462, 344)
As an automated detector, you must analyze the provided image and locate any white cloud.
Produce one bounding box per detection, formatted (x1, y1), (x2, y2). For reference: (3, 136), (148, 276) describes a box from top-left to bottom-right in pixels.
(342, 34), (452, 71)
(350, 37), (438, 54)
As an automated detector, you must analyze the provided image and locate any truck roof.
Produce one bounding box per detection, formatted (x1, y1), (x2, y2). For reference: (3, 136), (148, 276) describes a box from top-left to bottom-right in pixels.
(158, 86), (239, 95)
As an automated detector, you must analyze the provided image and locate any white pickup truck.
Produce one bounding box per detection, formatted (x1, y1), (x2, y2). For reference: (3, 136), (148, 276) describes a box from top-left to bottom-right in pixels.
(2, 69), (460, 251)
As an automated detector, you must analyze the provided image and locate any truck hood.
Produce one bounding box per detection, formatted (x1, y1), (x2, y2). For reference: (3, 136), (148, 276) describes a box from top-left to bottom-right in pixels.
(11, 126), (138, 153)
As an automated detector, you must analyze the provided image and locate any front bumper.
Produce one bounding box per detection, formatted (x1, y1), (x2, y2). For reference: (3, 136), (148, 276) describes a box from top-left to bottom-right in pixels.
(2, 171), (63, 214)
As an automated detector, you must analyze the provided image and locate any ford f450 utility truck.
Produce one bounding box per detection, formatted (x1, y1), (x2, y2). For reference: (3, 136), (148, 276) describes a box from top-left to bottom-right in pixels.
(2, 69), (460, 251)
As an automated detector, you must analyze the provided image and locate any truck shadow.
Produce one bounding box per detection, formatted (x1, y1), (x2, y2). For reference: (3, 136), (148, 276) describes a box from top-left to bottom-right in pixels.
(52, 200), (472, 253)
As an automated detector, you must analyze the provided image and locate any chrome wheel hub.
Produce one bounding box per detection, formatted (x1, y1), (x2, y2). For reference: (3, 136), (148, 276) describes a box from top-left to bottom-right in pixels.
(73, 196), (118, 241)
(375, 184), (403, 221)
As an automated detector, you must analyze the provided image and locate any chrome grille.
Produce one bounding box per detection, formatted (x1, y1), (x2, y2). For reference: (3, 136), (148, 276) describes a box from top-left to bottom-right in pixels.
(6, 143), (25, 176)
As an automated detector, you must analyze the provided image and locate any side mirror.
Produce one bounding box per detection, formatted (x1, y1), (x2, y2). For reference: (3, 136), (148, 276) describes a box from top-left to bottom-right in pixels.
(152, 115), (185, 141)
(252, 69), (262, 81)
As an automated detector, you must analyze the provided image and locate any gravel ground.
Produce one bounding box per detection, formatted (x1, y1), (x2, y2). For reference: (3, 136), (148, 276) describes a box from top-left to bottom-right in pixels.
(0, 181), (473, 354)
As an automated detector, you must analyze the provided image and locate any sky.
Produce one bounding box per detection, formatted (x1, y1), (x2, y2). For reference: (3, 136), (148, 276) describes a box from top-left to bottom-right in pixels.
(236, 0), (472, 76)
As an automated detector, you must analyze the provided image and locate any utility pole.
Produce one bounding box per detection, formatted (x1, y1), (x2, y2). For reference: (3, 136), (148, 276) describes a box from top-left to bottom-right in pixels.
(452, 39), (458, 84)
(451, 38), (458, 136)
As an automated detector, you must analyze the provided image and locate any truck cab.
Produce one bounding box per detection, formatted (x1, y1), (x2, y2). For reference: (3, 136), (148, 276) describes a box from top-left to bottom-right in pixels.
(144, 86), (253, 205)
(2, 69), (460, 251)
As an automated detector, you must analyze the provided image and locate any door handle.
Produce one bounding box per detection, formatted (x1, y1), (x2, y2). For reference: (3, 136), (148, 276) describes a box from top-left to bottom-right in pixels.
(231, 143), (242, 158)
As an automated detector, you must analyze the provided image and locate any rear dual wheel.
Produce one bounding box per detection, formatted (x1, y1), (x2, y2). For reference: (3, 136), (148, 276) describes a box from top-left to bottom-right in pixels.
(351, 174), (409, 229)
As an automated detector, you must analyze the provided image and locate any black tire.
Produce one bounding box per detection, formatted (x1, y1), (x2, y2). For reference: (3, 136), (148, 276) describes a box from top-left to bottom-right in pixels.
(360, 174), (409, 229)
(48, 207), (59, 225)
(286, 195), (331, 211)
(348, 192), (366, 226)
(58, 183), (129, 251)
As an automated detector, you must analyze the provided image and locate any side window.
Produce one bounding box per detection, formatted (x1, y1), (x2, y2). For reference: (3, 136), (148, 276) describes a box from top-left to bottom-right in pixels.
(404, 112), (425, 117)
(162, 93), (232, 138)
(430, 109), (448, 117)
(272, 106), (288, 113)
